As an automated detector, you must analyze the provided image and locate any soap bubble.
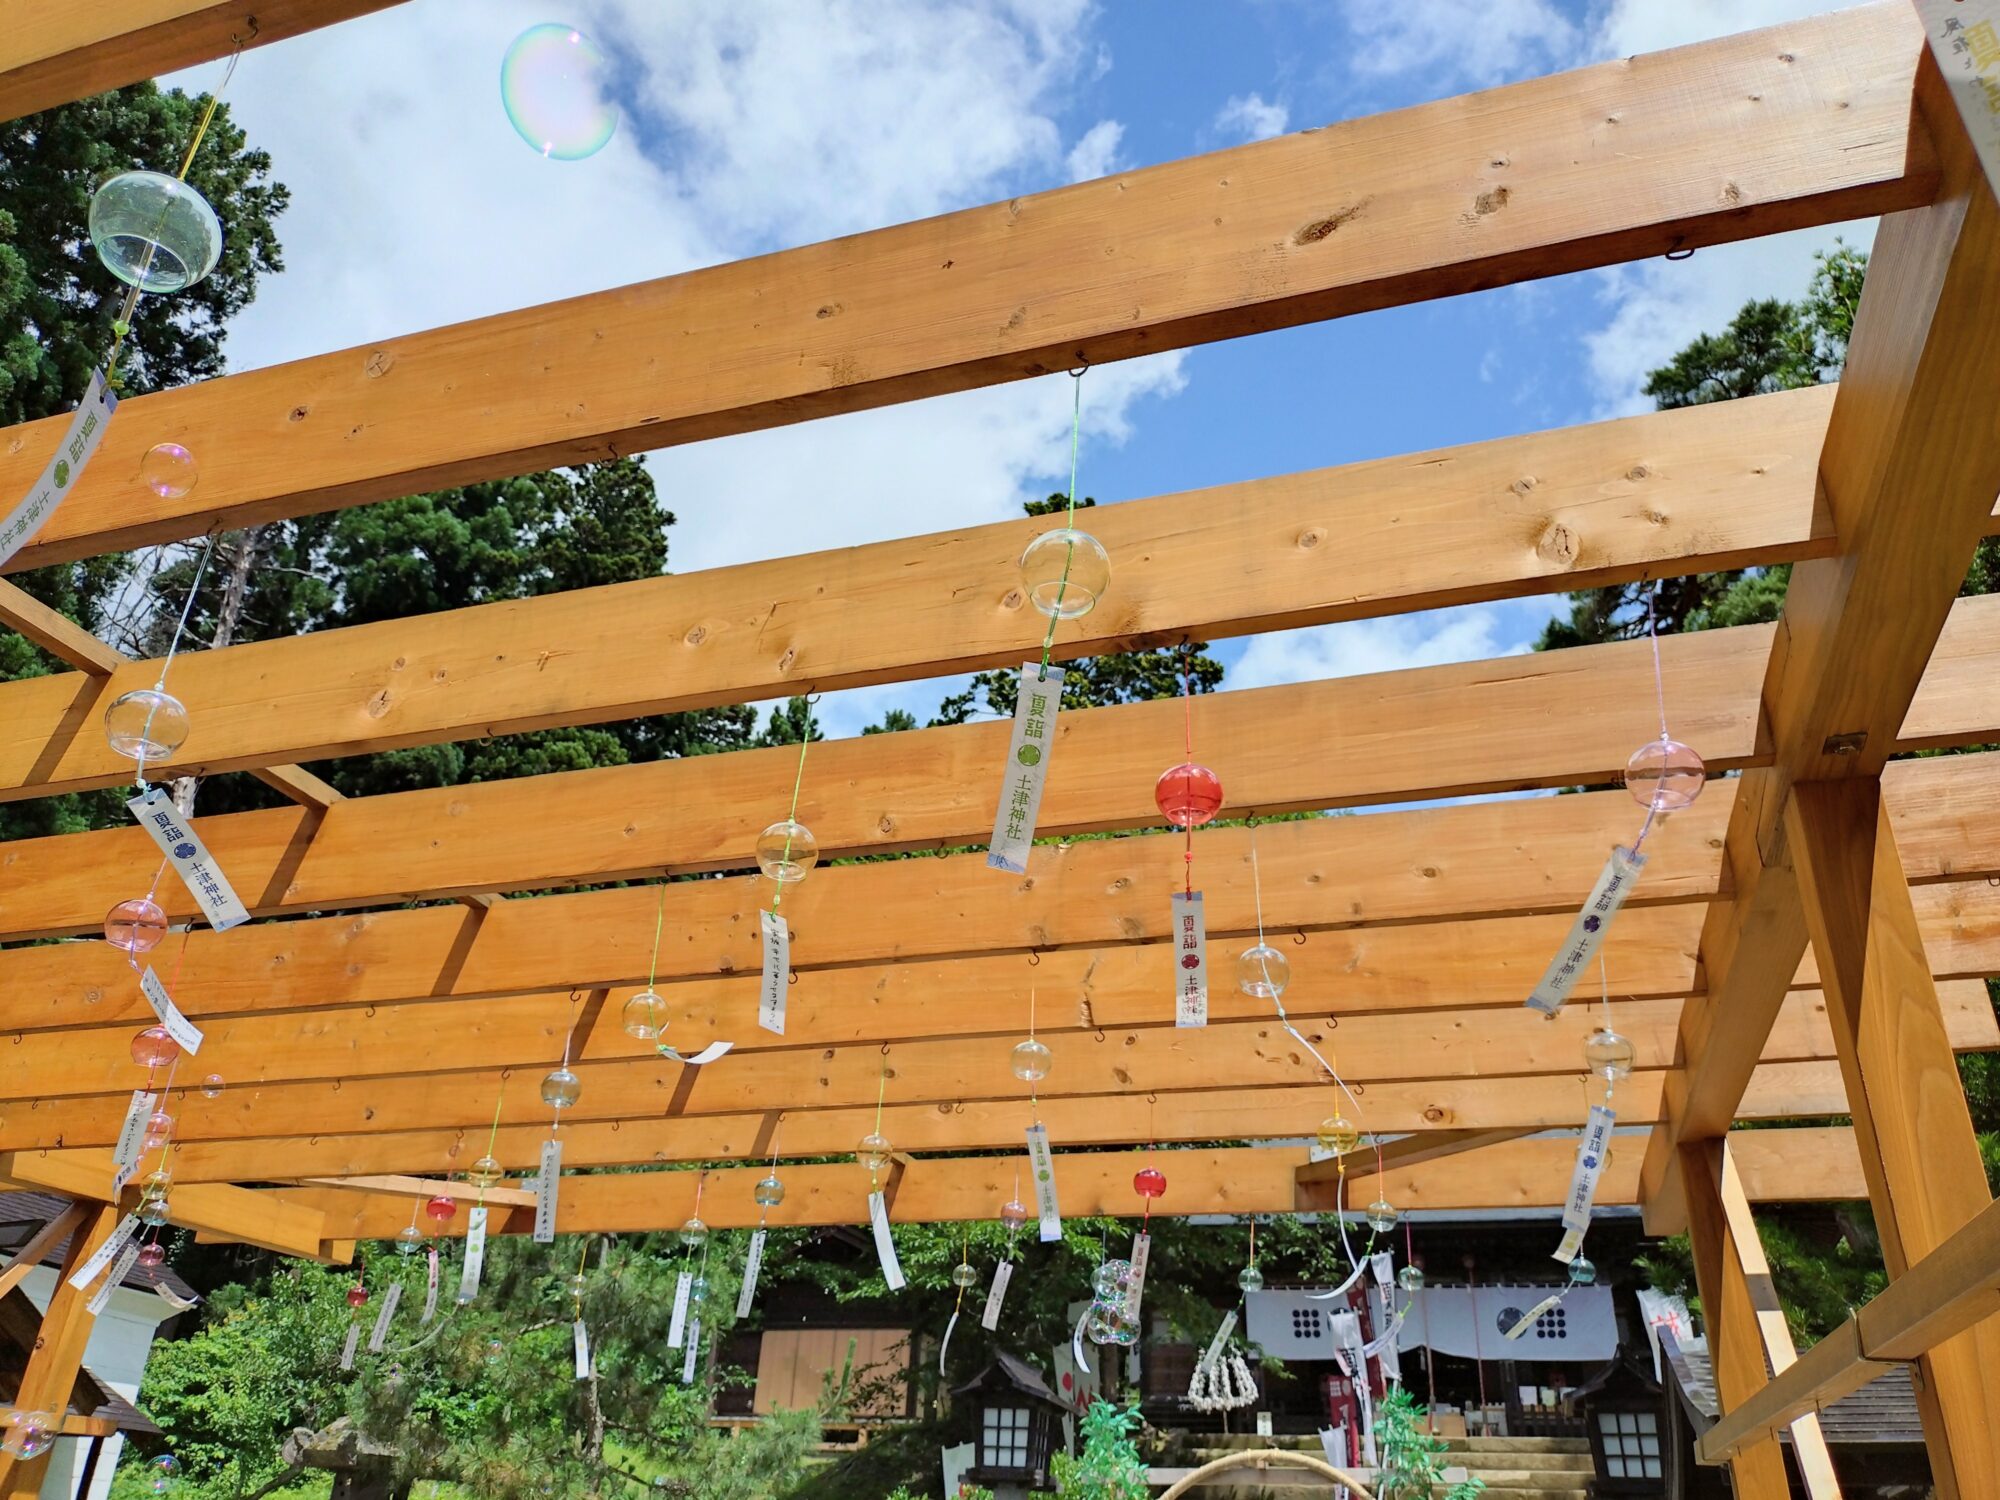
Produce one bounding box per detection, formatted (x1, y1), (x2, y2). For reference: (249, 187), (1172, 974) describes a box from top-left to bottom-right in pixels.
(501, 25), (616, 161)
(88, 171), (222, 293)
(201, 1073), (225, 1098)
(1, 1409), (55, 1459)
(142, 443), (198, 500)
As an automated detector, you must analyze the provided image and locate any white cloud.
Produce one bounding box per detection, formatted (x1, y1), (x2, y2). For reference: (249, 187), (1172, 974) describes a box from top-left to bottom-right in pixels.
(1064, 119), (1126, 182)
(162, 0), (1191, 595)
(647, 349), (1188, 573)
(1227, 601), (1537, 694)
(1581, 221), (1873, 417)
(1213, 92), (1288, 142)
(1340, 0), (1579, 90)
(1593, 0), (1869, 59)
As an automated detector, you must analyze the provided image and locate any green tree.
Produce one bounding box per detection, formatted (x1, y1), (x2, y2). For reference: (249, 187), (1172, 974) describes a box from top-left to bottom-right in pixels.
(1373, 1385), (1483, 1500)
(1050, 1400), (1149, 1500)
(1537, 243), (1868, 651)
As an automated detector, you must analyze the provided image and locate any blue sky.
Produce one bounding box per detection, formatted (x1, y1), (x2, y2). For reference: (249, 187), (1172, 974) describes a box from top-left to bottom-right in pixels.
(168, 0), (1871, 741)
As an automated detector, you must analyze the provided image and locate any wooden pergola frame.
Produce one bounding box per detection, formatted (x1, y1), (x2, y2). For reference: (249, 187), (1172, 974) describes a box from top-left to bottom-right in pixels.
(2, 3), (1998, 1495)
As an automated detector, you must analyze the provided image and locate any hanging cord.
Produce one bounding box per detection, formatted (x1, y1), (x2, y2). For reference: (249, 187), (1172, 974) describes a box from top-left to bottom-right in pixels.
(646, 881), (668, 992)
(769, 712), (815, 915)
(758, 1118), (784, 1229)
(572, 1236), (590, 1321)
(1181, 645), (1196, 896)
(476, 1085), (505, 1208)
(107, 47), (243, 370)
(1036, 367), (1087, 682)
(1630, 581), (1671, 855)
(1247, 824), (1364, 1122)
(133, 533), (220, 787)
(869, 1053), (890, 1192)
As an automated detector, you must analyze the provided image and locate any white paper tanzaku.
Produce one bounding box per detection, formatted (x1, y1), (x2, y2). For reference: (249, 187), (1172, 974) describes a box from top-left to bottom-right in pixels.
(1555, 1104), (1617, 1263)
(1171, 891), (1209, 1027)
(1914, 0), (2000, 197)
(1525, 846), (1645, 1016)
(758, 909), (789, 1034)
(869, 1190), (907, 1290)
(126, 786), (251, 930)
(0, 370), (115, 568)
(987, 665), (1064, 873)
(1025, 1123), (1062, 1242)
(534, 1138), (563, 1244)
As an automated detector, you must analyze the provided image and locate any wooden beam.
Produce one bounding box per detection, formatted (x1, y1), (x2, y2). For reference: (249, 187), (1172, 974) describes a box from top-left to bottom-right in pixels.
(155, 1059), (1862, 1184)
(294, 1175), (538, 1208)
(14, 979), (1994, 1160)
(0, 1203), (118, 1499)
(1788, 778), (2000, 1498)
(1699, 1197), (2000, 1471)
(0, 5), (1936, 571)
(3, 744), (1996, 1050)
(16, 978), (1990, 1155)
(0, 1), (406, 122)
(1642, 44), (2000, 1236)
(0, 388), (1842, 792)
(262, 1127), (1870, 1242)
(1294, 1128), (1536, 1210)
(0, 737), (1738, 951)
(0, 1150), (328, 1258)
(1681, 1141), (1791, 1499)
(11, 877), (2000, 1102)
(0, 1201), (87, 1302)
(14, 585), (2000, 937)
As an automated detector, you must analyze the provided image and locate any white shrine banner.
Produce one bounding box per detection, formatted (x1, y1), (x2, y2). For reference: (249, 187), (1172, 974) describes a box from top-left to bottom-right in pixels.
(1397, 1284), (1616, 1363)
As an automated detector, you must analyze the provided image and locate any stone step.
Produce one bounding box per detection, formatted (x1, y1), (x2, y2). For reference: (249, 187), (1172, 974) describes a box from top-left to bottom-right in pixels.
(1440, 1435), (1593, 1454)
(1465, 1452), (1597, 1472)
(1456, 1480), (1592, 1496)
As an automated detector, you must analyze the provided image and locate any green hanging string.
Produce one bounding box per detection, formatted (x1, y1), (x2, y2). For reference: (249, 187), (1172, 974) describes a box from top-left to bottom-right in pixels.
(769, 722), (814, 915)
(1036, 368), (1086, 681)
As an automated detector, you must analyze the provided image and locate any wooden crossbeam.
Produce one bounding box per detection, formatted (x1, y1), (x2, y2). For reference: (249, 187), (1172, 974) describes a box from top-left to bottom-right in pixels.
(0, 1150), (329, 1258)
(0, 1201), (87, 1302)
(157, 1058), (1861, 1184)
(7, 880), (1996, 1109)
(255, 1128), (1870, 1242)
(12, 589), (2000, 935)
(0, 5), (1936, 572)
(1641, 49), (2000, 1238)
(0, 1), (405, 123)
(12, 980), (1994, 1157)
(0, 388), (1842, 792)
(295, 1175), (538, 1208)
(1699, 1194), (2000, 1466)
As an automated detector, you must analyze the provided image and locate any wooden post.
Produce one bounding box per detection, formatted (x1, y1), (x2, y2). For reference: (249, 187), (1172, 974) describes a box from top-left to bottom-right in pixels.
(1788, 778), (2000, 1500)
(0, 1202), (121, 1499)
(1711, 1142), (1844, 1498)
(1680, 1140), (1791, 1500)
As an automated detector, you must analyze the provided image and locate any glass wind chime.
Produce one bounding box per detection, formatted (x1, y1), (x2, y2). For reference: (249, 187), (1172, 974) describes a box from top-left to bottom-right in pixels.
(1523, 583), (1701, 1284)
(1236, 821), (1397, 1286)
(736, 1130), (786, 1320)
(1157, 647), (1223, 1027)
(669, 1179), (710, 1384)
(1526, 582), (1705, 1021)
(989, 366), (1107, 876)
(858, 1052), (906, 1290)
